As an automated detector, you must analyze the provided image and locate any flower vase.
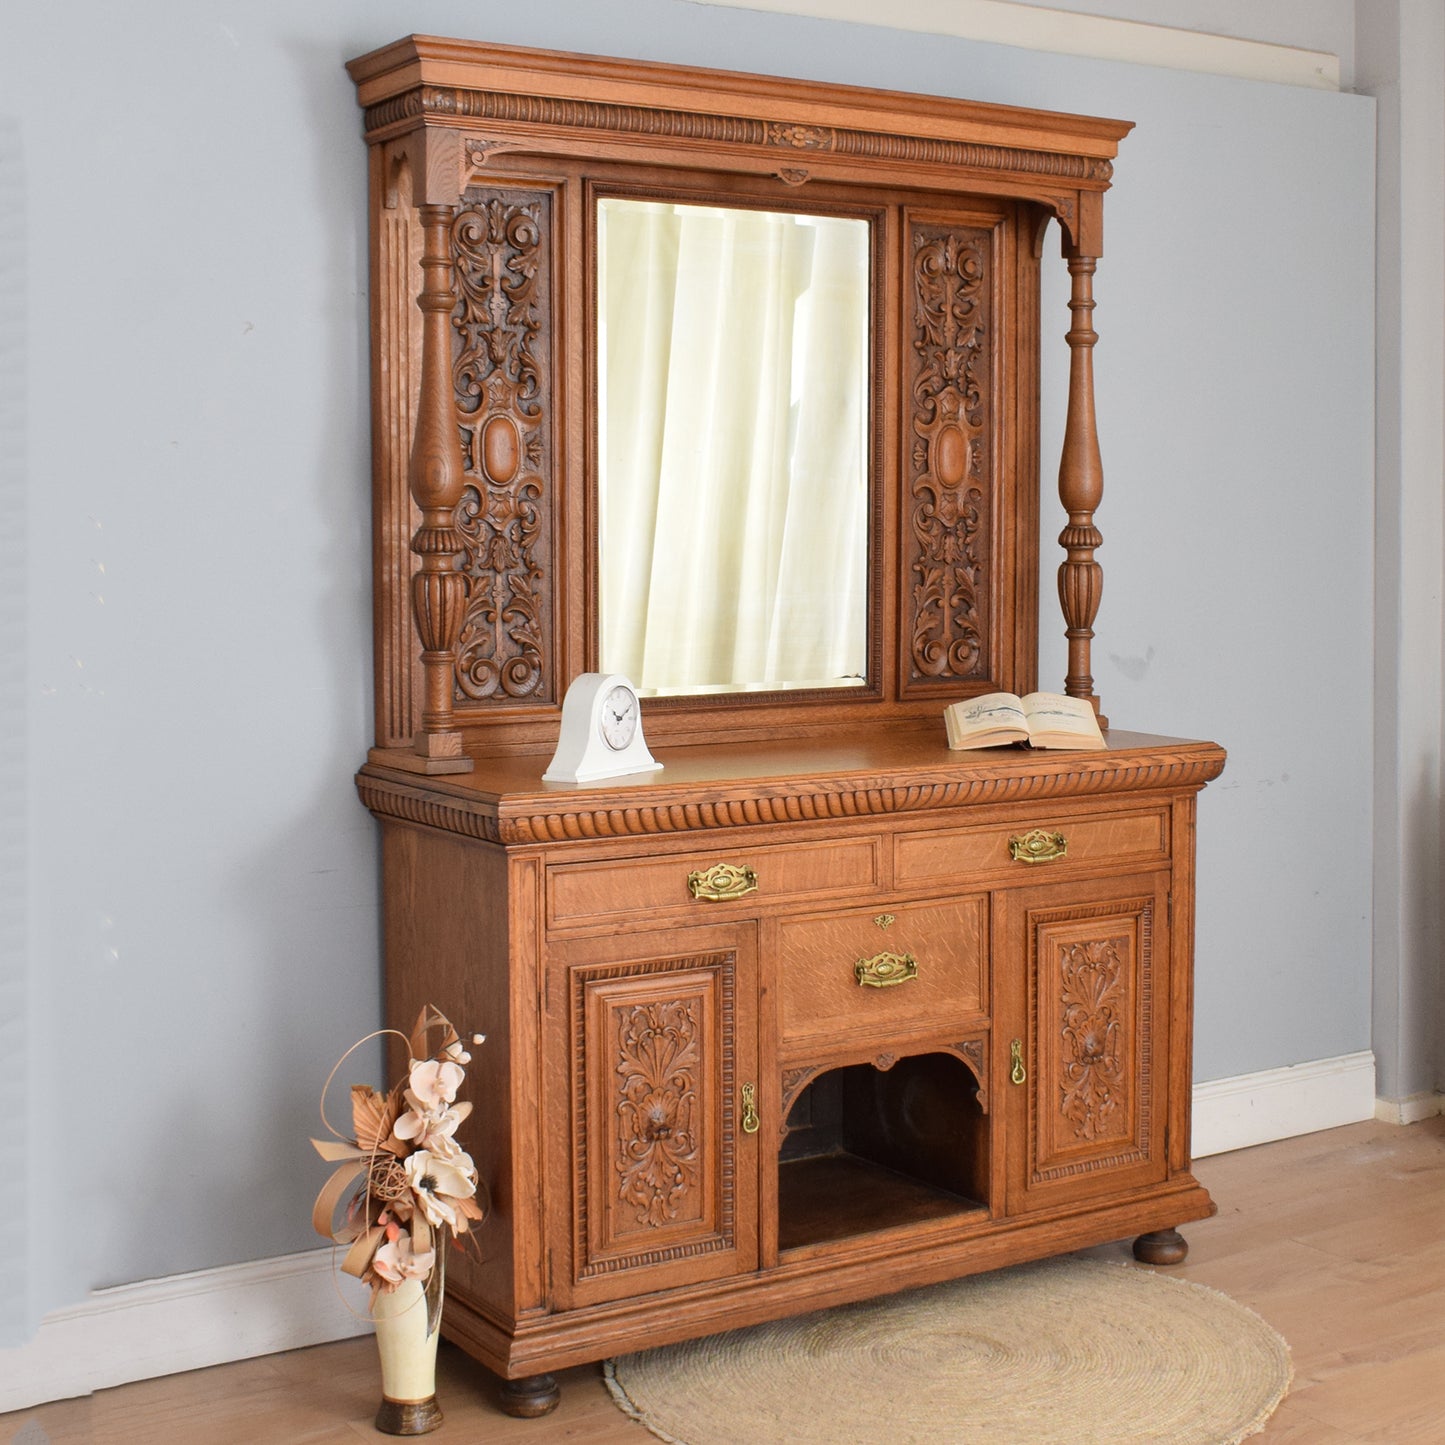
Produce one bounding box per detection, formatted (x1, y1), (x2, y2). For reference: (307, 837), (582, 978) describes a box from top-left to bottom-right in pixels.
(372, 1253), (445, 1435)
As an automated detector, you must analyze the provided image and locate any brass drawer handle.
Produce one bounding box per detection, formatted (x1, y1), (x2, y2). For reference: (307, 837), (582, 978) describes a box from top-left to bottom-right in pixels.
(854, 951), (918, 988)
(1009, 829), (1068, 864)
(741, 1082), (760, 1134)
(688, 863), (758, 902)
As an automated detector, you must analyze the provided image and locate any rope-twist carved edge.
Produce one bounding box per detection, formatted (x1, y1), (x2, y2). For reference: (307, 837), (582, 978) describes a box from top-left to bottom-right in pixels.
(357, 751), (1224, 844)
(355, 776), (503, 843)
(362, 87), (1114, 185)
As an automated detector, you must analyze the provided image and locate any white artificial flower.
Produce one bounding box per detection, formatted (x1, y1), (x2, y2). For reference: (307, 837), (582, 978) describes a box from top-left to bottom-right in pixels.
(405, 1148), (478, 1231)
(407, 1059), (464, 1110)
(372, 1233), (436, 1286)
(393, 1100), (471, 1154)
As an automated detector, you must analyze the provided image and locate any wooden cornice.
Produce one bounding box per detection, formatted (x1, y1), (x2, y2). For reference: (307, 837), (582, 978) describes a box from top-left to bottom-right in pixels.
(357, 731), (1226, 846)
(347, 35), (1132, 203)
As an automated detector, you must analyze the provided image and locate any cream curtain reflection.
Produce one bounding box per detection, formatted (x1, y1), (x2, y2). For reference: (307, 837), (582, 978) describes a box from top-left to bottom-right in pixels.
(598, 201), (869, 696)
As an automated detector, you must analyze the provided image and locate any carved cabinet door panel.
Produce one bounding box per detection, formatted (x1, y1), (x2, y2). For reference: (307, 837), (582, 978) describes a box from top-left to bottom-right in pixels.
(548, 924), (759, 1310)
(996, 872), (1171, 1214)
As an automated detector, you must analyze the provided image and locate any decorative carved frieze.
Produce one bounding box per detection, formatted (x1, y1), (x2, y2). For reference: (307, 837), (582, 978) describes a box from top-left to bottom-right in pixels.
(906, 223), (991, 686)
(767, 122), (832, 150)
(449, 192), (551, 704)
(361, 87), (1114, 188)
(358, 742), (1225, 844)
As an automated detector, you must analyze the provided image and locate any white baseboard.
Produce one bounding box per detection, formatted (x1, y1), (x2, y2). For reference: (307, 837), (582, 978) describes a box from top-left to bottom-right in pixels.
(0, 1049), (1398, 1415)
(0, 1247), (371, 1416)
(1189, 1050), (1377, 1158)
(1375, 1090), (1445, 1125)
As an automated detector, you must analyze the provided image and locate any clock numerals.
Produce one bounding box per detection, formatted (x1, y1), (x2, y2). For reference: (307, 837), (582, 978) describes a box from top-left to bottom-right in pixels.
(600, 685), (639, 751)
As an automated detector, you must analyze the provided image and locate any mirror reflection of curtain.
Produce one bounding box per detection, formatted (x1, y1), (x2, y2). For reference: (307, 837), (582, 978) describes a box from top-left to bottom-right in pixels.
(598, 200), (869, 696)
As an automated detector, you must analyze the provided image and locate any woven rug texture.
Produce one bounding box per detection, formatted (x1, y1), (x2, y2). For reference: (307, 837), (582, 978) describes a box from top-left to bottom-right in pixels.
(605, 1257), (1291, 1445)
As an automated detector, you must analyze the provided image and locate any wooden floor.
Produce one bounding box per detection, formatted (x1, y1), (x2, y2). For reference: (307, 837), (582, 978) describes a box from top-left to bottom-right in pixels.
(4, 1116), (1442, 1444)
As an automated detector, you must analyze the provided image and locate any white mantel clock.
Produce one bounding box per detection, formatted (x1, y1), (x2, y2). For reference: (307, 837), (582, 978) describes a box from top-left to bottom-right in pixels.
(543, 673), (662, 784)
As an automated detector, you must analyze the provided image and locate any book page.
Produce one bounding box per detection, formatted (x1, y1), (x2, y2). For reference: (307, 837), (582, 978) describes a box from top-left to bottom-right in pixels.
(944, 691), (1029, 749)
(956, 693), (1028, 729)
(1020, 692), (1104, 738)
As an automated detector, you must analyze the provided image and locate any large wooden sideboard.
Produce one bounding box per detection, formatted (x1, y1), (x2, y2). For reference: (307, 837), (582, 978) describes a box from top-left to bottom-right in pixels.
(347, 36), (1224, 1416)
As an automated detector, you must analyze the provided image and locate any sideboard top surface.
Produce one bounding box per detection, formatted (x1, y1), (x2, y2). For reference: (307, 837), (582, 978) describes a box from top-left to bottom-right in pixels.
(357, 730), (1226, 846)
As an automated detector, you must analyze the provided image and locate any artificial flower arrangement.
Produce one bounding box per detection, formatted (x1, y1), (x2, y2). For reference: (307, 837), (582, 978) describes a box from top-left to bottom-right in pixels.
(311, 1006), (488, 1306)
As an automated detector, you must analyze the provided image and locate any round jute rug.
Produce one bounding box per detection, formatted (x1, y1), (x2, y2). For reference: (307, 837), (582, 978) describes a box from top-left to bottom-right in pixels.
(604, 1258), (1291, 1445)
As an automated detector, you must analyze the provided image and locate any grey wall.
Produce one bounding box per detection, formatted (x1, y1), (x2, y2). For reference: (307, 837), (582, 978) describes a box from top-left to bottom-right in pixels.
(1357, 2), (1445, 1106)
(2, 0), (1374, 1340)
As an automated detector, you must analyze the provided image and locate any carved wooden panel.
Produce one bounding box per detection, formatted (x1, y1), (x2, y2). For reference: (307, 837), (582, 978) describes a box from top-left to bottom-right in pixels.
(571, 952), (738, 1290)
(903, 217), (995, 692)
(372, 151), (425, 749)
(450, 189), (553, 707)
(1025, 894), (1160, 1191)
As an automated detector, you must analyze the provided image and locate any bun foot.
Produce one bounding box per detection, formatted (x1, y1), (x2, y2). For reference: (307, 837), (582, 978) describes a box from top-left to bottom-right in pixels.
(498, 1373), (561, 1418)
(1133, 1227), (1188, 1265)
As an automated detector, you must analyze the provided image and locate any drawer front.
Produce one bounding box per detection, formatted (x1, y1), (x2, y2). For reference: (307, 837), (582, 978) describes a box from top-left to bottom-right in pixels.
(548, 837), (882, 930)
(779, 897), (987, 1050)
(894, 809), (1168, 885)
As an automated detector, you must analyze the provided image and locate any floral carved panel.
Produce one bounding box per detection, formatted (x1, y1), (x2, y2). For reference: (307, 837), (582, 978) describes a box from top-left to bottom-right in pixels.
(571, 953), (736, 1283)
(615, 1000), (702, 1227)
(1027, 896), (1156, 1189)
(449, 190), (552, 706)
(904, 220), (993, 691)
(1058, 938), (1128, 1142)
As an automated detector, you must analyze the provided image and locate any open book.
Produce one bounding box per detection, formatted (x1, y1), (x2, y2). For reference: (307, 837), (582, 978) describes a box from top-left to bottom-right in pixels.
(944, 691), (1106, 751)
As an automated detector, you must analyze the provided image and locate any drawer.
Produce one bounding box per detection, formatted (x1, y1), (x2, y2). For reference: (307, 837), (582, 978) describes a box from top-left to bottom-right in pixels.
(547, 836), (882, 929)
(894, 808), (1168, 884)
(779, 897), (986, 1049)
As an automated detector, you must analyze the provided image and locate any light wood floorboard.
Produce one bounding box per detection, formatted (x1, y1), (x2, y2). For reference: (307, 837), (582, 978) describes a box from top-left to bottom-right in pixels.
(4, 1117), (1441, 1443)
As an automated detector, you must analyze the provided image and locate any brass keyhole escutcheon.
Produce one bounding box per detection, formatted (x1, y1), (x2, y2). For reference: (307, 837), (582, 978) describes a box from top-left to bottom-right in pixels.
(1010, 1039), (1027, 1086)
(741, 1082), (760, 1134)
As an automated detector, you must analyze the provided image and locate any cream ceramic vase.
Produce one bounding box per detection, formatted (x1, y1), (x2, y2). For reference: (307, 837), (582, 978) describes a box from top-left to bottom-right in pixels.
(371, 1260), (444, 1435)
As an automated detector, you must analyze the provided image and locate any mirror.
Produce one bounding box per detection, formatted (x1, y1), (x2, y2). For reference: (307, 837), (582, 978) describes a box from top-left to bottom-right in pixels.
(596, 198), (871, 698)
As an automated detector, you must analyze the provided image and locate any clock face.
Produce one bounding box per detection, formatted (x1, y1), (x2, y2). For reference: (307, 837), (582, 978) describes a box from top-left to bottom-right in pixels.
(599, 683), (639, 751)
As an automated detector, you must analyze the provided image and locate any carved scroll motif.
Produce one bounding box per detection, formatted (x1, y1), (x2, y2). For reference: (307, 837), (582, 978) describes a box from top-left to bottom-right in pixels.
(1057, 936), (1128, 1141)
(449, 193), (551, 704)
(952, 1037), (989, 1112)
(615, 1001), (702, 1227)
(907, 225), (991, 685)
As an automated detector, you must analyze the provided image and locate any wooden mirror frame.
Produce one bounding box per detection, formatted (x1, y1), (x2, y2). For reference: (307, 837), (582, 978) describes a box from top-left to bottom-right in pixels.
(347, 37), (1132, 771)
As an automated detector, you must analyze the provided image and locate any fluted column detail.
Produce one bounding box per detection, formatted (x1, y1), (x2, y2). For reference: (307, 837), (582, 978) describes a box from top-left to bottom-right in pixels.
(407, 203), (473, 769)
(1057, 254), (1107, 728)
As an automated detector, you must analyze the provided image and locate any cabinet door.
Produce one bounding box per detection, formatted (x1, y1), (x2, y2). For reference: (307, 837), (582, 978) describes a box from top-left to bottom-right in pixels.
(548, 924), (759, 1309)
(997, 872), (1170, 1213)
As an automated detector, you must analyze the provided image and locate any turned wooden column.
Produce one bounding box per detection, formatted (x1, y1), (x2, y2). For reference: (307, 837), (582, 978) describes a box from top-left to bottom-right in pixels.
(1057, 252), (1107, 729)
(405, 203), (473, 772)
